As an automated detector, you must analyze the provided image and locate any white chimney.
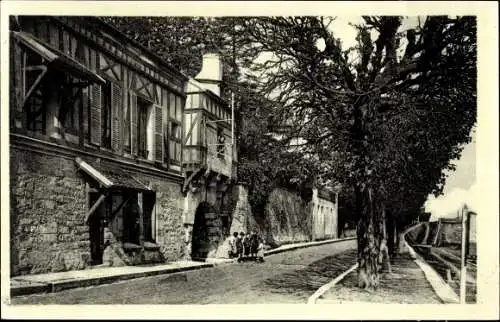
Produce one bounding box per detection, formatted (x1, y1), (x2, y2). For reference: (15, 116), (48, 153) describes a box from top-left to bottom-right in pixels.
(195, 53), (223, 96)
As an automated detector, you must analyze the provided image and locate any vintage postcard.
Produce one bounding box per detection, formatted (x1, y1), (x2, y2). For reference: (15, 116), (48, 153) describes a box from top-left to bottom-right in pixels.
(1, 1), (498, 320)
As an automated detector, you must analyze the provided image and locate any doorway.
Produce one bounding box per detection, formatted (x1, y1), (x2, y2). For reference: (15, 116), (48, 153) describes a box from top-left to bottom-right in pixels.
(88, 192), (107, 265)
(191, 202), (221, 261)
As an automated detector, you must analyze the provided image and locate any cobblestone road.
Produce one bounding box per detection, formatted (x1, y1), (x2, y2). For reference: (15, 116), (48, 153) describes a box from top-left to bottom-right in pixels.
(11, 239), (356, 304)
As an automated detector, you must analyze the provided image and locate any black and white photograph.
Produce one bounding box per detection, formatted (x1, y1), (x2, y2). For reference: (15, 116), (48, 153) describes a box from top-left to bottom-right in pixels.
(1, 1), (498, 320)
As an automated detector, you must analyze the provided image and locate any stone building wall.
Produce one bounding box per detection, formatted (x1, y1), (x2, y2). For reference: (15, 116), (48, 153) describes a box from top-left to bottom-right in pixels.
(146, 178), (185, 261)
(10, 146), (186, 276)
(10, 148), (89, 276)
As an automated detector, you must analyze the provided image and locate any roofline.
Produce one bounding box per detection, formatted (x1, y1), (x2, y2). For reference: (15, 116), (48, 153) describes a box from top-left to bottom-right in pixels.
(187, 79), (228, 106)
(76, 16), (190, 83)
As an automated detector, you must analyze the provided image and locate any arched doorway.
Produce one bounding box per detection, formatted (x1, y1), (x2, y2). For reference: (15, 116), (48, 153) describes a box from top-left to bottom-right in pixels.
(191, 202), (218, 261)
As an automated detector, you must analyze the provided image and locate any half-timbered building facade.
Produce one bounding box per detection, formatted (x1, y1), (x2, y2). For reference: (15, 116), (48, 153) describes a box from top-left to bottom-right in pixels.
(181, 53), (237, 260)
(9, 16), (190, 275)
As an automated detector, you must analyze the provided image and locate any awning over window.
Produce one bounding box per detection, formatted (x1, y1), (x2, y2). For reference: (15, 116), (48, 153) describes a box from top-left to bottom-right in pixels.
(75, 157), (152, 192)
(13, 31), (106, 85)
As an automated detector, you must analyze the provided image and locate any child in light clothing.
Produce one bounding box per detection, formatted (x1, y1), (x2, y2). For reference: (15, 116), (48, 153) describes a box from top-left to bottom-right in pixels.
(256, 238), (265, 263)
(229, 232), (238, 258)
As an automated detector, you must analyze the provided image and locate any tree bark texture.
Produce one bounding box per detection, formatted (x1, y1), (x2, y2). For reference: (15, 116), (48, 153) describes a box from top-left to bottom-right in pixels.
(356, 185), (386, 289)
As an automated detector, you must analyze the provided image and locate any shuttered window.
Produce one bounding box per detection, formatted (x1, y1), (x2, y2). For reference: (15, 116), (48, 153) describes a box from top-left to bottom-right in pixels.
(111, 83), (122, 152)
(162, 89), (169, 164)
(154, 105), (163, 162)
(60, 73), (82, 136)
(89, 84), (102, 146)
(123, 92), (132, 154)
(129, 92), (137, 155)
(137, 101), (148, 159)
(101, 82), (112, 149)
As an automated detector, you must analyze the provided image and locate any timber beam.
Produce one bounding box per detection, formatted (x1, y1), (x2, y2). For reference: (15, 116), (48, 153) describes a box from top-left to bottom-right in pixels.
(85, 193), (106, 222)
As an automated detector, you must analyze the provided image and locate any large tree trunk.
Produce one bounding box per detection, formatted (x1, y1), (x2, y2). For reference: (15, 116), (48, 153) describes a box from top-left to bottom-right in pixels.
(356, 186), (385, 290)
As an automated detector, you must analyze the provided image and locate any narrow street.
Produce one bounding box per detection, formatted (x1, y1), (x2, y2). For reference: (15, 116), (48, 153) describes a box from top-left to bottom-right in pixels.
(11, 240), (356, 304)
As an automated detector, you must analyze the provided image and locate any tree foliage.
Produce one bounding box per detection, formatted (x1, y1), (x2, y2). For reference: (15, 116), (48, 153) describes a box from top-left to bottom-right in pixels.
(235, 16), (476, 288)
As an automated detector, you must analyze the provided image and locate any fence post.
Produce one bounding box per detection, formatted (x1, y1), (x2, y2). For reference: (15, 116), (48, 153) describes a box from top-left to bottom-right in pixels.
(459, 205), (470, 303)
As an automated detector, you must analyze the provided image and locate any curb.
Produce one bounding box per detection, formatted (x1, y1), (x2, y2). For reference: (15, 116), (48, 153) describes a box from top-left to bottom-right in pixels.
(10, 263), (213, 297)
(307, 232), (459, 304)
(307, 262), (358, 304)
(265, 237), (357, 256)
(11, 237), (355, 297)
(405, 240), (460, 304)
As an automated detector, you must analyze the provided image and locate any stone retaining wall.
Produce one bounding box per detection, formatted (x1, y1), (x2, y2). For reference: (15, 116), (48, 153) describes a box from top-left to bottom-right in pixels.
(232, 185), (338, 248)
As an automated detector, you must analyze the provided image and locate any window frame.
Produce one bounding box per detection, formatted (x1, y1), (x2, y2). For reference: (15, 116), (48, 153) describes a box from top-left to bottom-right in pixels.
(167, 92), (183, 165)
(59, 72), (84, 137)
(136, 94), (154, 161)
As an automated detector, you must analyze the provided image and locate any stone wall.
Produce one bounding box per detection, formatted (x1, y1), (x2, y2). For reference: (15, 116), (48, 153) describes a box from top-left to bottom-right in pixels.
(234, 186), (312, 246)
(228, 185), (250, 234)
(148, 178), (185, 261)
(181, 179), (236, 260)
(229, 185), (339, 248)
(10, 148), (89, 276)
(264, 187), (313, 244)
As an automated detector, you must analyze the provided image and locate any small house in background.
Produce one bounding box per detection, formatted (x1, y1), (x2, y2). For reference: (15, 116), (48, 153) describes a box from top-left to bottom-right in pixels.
(309, 187), (339, 241)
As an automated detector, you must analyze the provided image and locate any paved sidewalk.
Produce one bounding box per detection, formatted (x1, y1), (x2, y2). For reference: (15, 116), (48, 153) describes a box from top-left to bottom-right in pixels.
(317, 253), (443, 304)
(10, 237), (354, 297)
(10, 260), (215, 296)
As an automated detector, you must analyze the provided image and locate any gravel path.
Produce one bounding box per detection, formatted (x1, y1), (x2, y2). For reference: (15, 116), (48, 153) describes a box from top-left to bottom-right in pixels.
(320, 253), (442, 304)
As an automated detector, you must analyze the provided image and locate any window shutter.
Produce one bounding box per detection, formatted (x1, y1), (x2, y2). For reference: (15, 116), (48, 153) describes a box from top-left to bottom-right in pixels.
(162, 89), (170, 163)
(11, 37), (24, 128)
(89, 84), (102, 146)
(111, 83), (122, 152)
(82, 87), (89, 142)
(154, 105), (163, 162)
(130, 92), (138, 155)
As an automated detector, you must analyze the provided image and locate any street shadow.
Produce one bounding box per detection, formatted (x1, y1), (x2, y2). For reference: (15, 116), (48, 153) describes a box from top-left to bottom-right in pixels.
(256, 250), (357, 298)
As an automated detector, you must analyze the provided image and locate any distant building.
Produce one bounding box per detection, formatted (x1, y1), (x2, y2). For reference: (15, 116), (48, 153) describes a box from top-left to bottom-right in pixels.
(310, 187), (339, 240)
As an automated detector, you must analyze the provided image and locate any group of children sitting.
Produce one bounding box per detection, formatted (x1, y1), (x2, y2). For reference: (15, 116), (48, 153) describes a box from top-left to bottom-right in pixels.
(229, 231), (265, 263)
